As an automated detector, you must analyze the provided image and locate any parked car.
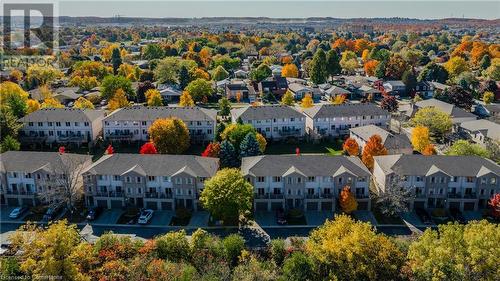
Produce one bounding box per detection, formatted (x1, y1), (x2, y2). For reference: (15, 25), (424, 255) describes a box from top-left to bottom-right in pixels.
(415, 208), (433, 224)
(276, 207), (287, 225)
(449, 207), (466, 224)
(137, 209), (154, 224)
(86, 207), (103, 221)
(9, 207), (28, 219)
(42, 206), (62, 222)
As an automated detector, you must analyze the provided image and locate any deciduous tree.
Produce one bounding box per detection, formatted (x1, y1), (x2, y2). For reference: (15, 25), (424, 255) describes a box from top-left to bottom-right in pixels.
(361, 134), (388, 170)
(201, 142), (220, 158)
(301, 94), (314, 108)
(148, 117), (190, 154)
(307, 214), (405, 281)
(145, 89), (163, 106)
(364, 60), (379, 76)
(200, 168), (253, 224)
(0, 81), (29, 118)
(374, 176), (414, 217)
(211, 65), (229, 81)
(342, 137), (359, 156)
(26, 99), (40, 113)
(281, 64), (299, 78)
(73, 97), (95, 109)
(380, 95), (398, 112)
(488, 193), (500, 220)
(281, 90), (295, 105)
(179, 91), (195, 107)
(41, 97), (64, 109)
(185, 78), (213, 102)
(445, 56), (469, 78)
(446, 140), (490, 158)
(408, 221), (500, 281)
(108, 89), (130, 111)
(411, 107), (452, 140)
(422, 144), (437, 155)
(411, 126), (431, 153)
(101, 75), (135, 100)
(139, 142), (158, 154)
(339, 186), (357, 214)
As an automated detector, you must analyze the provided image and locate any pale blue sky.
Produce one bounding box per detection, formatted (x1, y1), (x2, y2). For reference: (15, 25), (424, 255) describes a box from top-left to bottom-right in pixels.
(3, 1), (500, 19)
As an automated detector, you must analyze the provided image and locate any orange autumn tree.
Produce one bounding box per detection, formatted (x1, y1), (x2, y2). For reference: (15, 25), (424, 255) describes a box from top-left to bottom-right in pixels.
(361, 134), (388, 170)
(339, 186), (358, 214)
(281, 64), (299, 78)
(343, 137), (359, 156)
(422, 144), (437, 156)
(364, 60), (379, 76)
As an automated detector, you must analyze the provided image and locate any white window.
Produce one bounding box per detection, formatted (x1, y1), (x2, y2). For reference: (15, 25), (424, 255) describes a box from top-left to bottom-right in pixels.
(257, 176), (265, 182)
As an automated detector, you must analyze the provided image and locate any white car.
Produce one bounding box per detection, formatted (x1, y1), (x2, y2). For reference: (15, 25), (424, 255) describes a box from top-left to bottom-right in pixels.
(137, 209), (154, 224)
(9, 207), (28, 219)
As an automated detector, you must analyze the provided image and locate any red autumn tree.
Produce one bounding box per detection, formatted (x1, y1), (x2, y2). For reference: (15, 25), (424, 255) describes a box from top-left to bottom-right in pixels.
(361, 134), (388, 170)
(201, 142), (221, 158)
(105, 145), (114, 155)
(488, 193), (500, 220)
(343, 137), (359, 156)
(380, 95), (398, 112)
(58, 146), (65, 154)
(140, 142), (158, 154)
(339, 186), (358, 214)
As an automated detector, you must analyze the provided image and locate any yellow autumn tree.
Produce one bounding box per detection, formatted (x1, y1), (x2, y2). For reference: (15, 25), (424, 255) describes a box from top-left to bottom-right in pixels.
(108, 89), (130, 111)
(73, 97), (95, 109)
(331, 94), (346, 105)
(281, 64), (299, 78)
(301, 93), (314, 108)
(26, 99), (41, 113)
(145, 89), (163, 106)
(179, 91), (195, 107)
(339, 186), (357, 214)
(411, 126), (431, 153)
(41, 97), (63, 109)
(256, 133), (267, 153)
(148, 117), (190, 154)
(281, 89), (295, 105)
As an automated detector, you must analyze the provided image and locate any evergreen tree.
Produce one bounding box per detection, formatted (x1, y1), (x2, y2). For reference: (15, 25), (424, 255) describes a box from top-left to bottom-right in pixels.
(480, 54), (491, 70)
(402, 70), (417, 95)
(239, 133), (261, 158)
(111, 48), (122, 74)
(374, 61), (386, 79)
(179, 65), (190, 90)
(219, 140), (239, 168)
(326, 49), (341, 80)
(309, 49), (327, 84)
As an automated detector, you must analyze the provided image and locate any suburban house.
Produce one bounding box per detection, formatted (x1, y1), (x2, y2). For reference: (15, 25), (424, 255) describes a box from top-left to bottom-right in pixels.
(323, 86), (353, 100)
(373, 155), (499, 211)
(103, 106), (217, 143)
(225, 79), (257, 102)
(415, 81), (449, 98)
(258, 77), (288, 97)
(18, 108), (105, 146)
(458, 119), (500, 147)
(82, 154), (218, 211)
(354, 85), (382, 99)
(401, 98), (477, 125)
(383, 80), (406, 96)
(157, 84), (182, 103)
(0, 151), (92, 206)
(287, 83), (322, 100)
(349, 125), (413, 155)
(303, 103), (391, 139)
(241, 155), (371, 212)
(230, 105), (306, 140)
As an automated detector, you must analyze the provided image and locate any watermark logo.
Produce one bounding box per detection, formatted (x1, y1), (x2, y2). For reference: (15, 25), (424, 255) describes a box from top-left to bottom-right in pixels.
(1, 1), (58, 69)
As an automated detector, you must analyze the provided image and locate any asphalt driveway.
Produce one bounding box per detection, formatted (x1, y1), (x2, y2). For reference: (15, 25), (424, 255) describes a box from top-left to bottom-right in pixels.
(254, 212), (277, 227)
(304, 211), (334, 226)
(189, 211), (209, 227)
(149, 211), (174, 226)
(1, 206), (28, 221)
(93, 209), (123, 224)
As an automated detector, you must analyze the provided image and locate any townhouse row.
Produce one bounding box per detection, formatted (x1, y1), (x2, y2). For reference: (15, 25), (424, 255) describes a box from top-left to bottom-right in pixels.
(16, 104), (391, 146)
(2, 151), (498, 212)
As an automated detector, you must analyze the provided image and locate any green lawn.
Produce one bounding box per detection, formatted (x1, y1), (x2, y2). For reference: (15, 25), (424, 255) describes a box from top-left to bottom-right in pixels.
(265, 139), (344, 155)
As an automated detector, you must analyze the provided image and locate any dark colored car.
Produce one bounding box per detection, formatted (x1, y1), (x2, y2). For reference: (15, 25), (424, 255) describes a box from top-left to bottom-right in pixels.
(276, 207), (287, 225)
(86, 207), (103, 221)
(42, 206), (62, 222)
(415, 208), (433, 224)
(449, 207), (466, 224)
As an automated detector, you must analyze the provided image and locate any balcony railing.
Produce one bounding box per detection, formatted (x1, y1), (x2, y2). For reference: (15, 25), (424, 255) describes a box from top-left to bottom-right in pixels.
(145, 192), (173, 199)
(58, 135), (85, 141)
(355, 194), (369, 199)
(278, 129), (301, 136)
(463, 193), (477, 199)
(269, 194), (284, 199)
(447, 193), (462, 199)
(107, 132), (134, 140)
(5, 190), (36, 196)
(93, 191), (124, 197)
(305, 194), (319, 199)
(19, 134), (47, 143)
(321, 193), (333, 198)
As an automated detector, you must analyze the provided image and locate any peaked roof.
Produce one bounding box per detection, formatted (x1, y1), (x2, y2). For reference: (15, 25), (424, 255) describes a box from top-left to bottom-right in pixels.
(231, 105), (305, 121)
(103, 106), (217, 122)
(303, 103), (389, 119)
(18, 108), (104, 123)
(415, 98), (476, 120)
(84, 154), (218, 178)
(459, 119), (500, 141)
(374, 154), (500, 177)
(0, 151), (91, 173)
(350, 125), (412, 150)
(241, 155), (370, 177)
